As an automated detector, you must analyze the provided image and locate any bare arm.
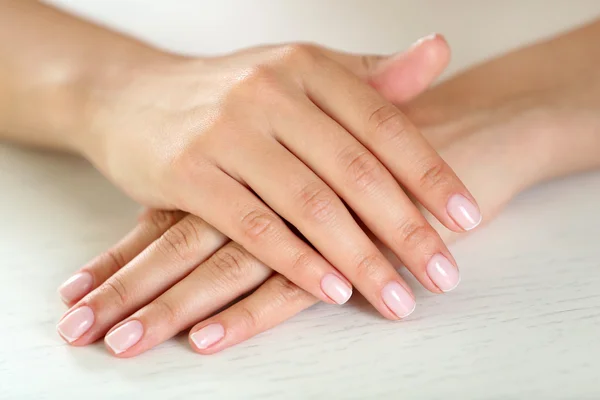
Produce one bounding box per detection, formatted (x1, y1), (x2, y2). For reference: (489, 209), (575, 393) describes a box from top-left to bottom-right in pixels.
(409, 19), (600, 181)
(0, 0), (163, 150)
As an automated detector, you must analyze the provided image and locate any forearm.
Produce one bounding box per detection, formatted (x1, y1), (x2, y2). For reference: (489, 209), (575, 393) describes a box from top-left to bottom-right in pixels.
(411, 19), (600, 186)
(0, 1), (164, 152)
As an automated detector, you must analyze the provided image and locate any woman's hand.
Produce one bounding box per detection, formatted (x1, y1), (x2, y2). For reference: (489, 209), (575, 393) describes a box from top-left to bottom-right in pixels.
(1, 2), (478, 322)
(59, 20), (600, 356)
(56, 87), (532, 357)
(74, 34), (480, 320)
(56, 115), (521, 356)
(56, 37), (457, 353)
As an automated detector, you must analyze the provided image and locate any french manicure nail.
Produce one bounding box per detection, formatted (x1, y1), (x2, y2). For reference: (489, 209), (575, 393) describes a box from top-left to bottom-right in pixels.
(190, 324), (225, 350)
(105, 320), (144, 354)
(382, 282), (416, 319)
(58, 272), (93, 303)
(447, 194), (482, 231)
(427, 254), (460, 292)
(56, 306), (94, 343)
(321, 274), (353, 305)
(410, 33), (439, 49)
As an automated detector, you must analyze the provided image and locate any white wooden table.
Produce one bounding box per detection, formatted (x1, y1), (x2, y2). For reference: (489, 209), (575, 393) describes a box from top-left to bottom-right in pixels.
(2, 1), (600, 398)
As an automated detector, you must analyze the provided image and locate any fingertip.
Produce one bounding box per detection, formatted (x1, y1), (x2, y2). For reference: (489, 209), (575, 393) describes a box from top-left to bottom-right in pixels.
(189, 323), (226, 354)
(381, 281), (417, 320)
(188, 341), (223, 356)
(104, 320), (144, 357)
(57, 271), (94, 306)
(321, 274), (353, 305)
(103, 340), (129, 358)
(446, 193), (483, 232)
(420, 33), (451, 72)
(427, 283), (445, 295)
(369, 33), (451, 103)
(56, 306), (95, 346)
(406, 32), (451, 86)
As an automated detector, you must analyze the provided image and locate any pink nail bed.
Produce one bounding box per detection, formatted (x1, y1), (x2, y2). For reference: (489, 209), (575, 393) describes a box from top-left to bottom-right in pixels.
(447, 194), (482, 231)
(58, 272), (93, 303)
(190, 324), (225, 350)
(427, 254), (460, 292)
(321, 274), (352, 305)
(105, 320), (144, 354)
(56, 306), (94, 343)
(381, 282), (416, 319)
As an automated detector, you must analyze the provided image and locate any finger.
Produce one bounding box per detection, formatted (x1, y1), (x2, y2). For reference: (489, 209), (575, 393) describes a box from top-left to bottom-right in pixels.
(219, 134), (416, 318)
(189, 274), (317, 354)
(319, 34), (449, 103)
(173, 164), (355, 307)
(103, 242), (272, 357)
(304, 52), (482, 233)
(56, 215), (228, 345)
(270, 97), (456, 294)
(57, 209), (185, 306)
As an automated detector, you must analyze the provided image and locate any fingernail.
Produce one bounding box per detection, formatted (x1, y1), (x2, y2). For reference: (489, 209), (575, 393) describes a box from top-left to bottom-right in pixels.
(190, 324), (225, 350)
(105, 320), (144, 354)
(56, 306), (94, 343)
(410, 33), (439, 49)
(381, 282), (416, 319)
(427, 254), (460, 292)
(447, 194), (482, 231)
(321, 274), (353, 305)
(58, 272), (93, 303)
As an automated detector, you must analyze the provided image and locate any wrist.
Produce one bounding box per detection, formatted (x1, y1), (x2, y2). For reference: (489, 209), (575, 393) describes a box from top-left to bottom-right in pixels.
(0, 50), (87, 152)
(458, 86), (599, 193)
(0, 1), (180, 154)
(513, 75), (600, 186)
(73, 45), (184, 162)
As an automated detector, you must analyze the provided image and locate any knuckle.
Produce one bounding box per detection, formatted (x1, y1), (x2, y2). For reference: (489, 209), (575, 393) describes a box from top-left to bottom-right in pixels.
(418, 159), (451, 190)
(354, 253), (386, 281)
(237, 304), (262, 331)
(339, 147), (385, 190)
(156, 218), (201, 261)
(146, 210), (181, 232)
(367, 104), (409, 144)
(274, 43), (319, 67)
(168, 146), (212, 188)
(150, 297), (181, 326)
(268, 275), (306, 304)
(240, 209), (280, 243)
(394, 220), (432, 250)
(101, 274), (129, 307)
(360, 54), (385, 74)
(100, 248), (127, 276)
(230, 64), (282, 102)
(289, 250), (314, 274)
(245, 64), (277, 85)
(296, 182), (339, 224)
(208, 244), (252, 282)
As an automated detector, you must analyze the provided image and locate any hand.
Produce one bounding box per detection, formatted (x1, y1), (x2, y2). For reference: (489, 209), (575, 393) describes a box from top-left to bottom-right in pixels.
(56, 38), (457, 354)
(59, 21), (600, 356)
(57, 85), (523, 357)
(57, 124), (519, 357)
(75, 35), (480, 320)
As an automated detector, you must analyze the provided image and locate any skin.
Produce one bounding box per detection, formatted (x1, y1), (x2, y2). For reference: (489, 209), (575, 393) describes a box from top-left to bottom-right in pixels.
(1, 1), (481, 320)
(2, 1), (599, 355)
(57, 38), (452, 353)
(60, 19), (600, 357)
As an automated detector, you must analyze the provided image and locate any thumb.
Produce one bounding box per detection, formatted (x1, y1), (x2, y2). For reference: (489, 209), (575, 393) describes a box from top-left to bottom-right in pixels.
(322, 33), (450, 103)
